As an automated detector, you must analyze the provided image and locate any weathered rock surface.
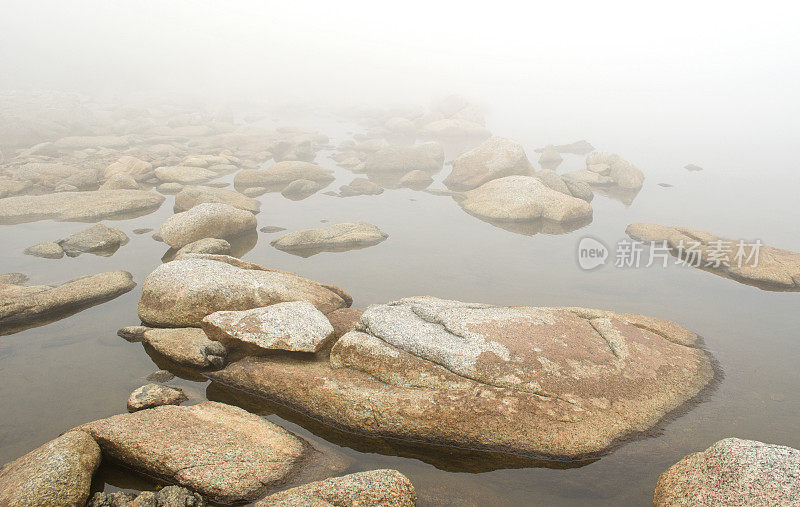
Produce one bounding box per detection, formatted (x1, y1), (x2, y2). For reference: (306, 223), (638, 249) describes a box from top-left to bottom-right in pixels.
(458, 176), (593, 224)
(104, 156), (153, 179)
(78, 402), (311, 504)
(339, 178), (383, 197)
(326, 307), (364, 341)
(363, 143), (444, 173)
(256, 469), (416, 507)
(99, 173), (139, 191)
(654, 438), (800, 506)
(175, 237), (232, 257)
(58, 224), (129, 257)
(127, 384), (188, 412)
(444, 137), (533, 190)
(158, 203), (256, 248)
(584, 152), (644, 189)
(234, 161), (334, 189)
(536, 170), (594, 202)
(88, 486), (205, 507)
(626, 223), (800, 290)
(281, 179), (322, 200)
(0, 273), (28, 285)
(202, 301), (335, 353)
(0, 430), (101, 507)
(0, 271), (136, 335)
(0, 190), (164, 224)
(142, 327), (227, 369)
(209, 297), (715, 459)
(398, 169), (433, 188)
(138, 254), (351, 327)
(24, 241), (65, 259)
(270, 222), (388, 256)
(154, 166), (217, 185)
(174, 186), (260, 213)
(535, 140), (595, 155)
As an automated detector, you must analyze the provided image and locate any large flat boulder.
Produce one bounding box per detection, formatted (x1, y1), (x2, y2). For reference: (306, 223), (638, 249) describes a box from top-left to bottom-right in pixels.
(78, 402), (311, 504)
(256, 469), (416, 506)
(0, 271), (136, 335)
(138, 254), (351, 327)
(173, 186), (260, 213)
(0, 190), (164, 224)
(444, 137), (533, 190)
(158, 202), (257, 249)
(654, 438), (800, 506)
(209, 297), (715, 459)
(270, 222), (388, 257)
(234, 161), (334, 189)
(0, 430), (101, 507)
(626, 223), (800, 290)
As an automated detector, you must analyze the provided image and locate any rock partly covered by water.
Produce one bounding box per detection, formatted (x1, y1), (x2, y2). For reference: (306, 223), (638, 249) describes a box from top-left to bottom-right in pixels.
(444, 137), (533, 190)
(88, 486), (205, 507)
(78, 402), (312, 504)
(0, 430), (101, 507)
(270, 222), (388, 256)
(536, 170), (594, 202)
(654, 438), (800, 506)
(154, 166), (217, 185)
(127, 383), (188, 412)
(59, 224), (130, 257)
(458, 176), (593, 224)
(24, 241), (65, 259)
(175, 237), (232, 257)
(142, 327), (227, 369)
(202, 301), (335, 353)
(256, 469), (416, 507)
(0, 271), (136, 335)
(281, 179), (323, 200)
(174, 186), (260, 213)
(234, 161), (334, 189)
(363, 143), (444, 173)
(339, 178), (383, 197)
(626, 223), (800, 290)
(582, 152), (644, 189)
(210, 296), (715, 459)
(0, 190), (164, 224)
(138, 254), (351, 327)
(158, 203), (257, 249)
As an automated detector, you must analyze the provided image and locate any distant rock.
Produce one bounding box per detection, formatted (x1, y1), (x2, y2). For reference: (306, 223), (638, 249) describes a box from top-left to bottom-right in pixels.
(0, 431), (100, 507)
(174, 186), (260, 214)
(0, 271), (136, 335)
(88, 486), (205, 507)
(53, 135), (129, 150)
(562, 169), (615, 186)
(584, 152), (644, 189)
(127, 384), (188, 412)
(260, 225), (286, 233)
(626, 223), (800, 290)
(137, 254), (352, 327)
(154, 166), (217, 185)
(281, 179), (322, 200)
(78, 402), (313, 504)
(142, 327), (227, 369)
(654, 438), (800, 506)
(444, 137), (533, 190)
(271, 222), (388, 257)
(234, 161), (334, 189)
(24, 241), (65, 259)
(398, 169), (433, 189)
(339, 178), (383, 197)
(537, 170), (593, 202)
(202, 301), (335, 353)
(104, 155), (153, 179)
(535, 140), (595, 155)
(132, 228), (152, 234)
(363, 143), (444, 173)
(256, 469), (416, 506)
(685, 163), (703, 171)
(175, 237), (232, 257)
(99, 173), (139, 190)
(156, 182), (184, 194)
(158, 203), (257, 248)
(58, 224), (129, 257)
(0, 190), (164, 224)
(421, 119), (491, 139)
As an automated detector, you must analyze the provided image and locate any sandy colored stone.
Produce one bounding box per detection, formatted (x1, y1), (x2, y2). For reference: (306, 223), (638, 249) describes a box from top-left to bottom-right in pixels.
(78, 402), (309, 504)
(158, 202), (256, 248)
(537, 144), (563, 167)
(363, 143), (443, 173)
(398, 169), (433, 188)
(626, 223), (800, 290)
(281, 179), (322, 200)
(444, 137), (532, 191)
(99, 173), (139, 191)
(0, 273), (28, 285)
(0, 190), (164, 224)
(104, 156), (153, 179)
(142, 328), (227, 369)
(234, 161), (334, 188)
(87, 485), (205, 507)
(326, 307), (364, 341)
(270, 222), (388, 256)
(137, 254), (351, 327)
(58, 224), (129, 257)
(210, 297), (714, 459)
(127, 384), (188, 412)
(0, 430), (101, 507)
(24, 241), (64, 259)
(654, 438), (800, 506)
(339, 178), (383, 197)
(174, 186), (260, 213)
(535, 140), (595, 155)
(256, 469), (416, 506)
(154, 166), (217, 185)
(175, 237), (231, 256)
(202, 301), (334, 353)
(585, 152), (644, 189)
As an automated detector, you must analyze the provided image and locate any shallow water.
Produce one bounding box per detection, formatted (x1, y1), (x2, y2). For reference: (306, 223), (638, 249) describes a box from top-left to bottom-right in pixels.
(1, 112), (799, 505)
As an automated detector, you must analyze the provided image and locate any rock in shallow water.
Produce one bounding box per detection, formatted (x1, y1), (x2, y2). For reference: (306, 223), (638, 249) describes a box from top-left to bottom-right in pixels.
(174, 237), (231, 257)
(0, 430), (100, 507)
(234, 161), (334, 190)
(202, 301), (335, 353)
(0, 190), (164, 224)
(142, 327), (227, 369)
(444, 136), (533, 191)
(157, 202), (256, 249)
(88, 486), (205, 507)
(58, 224), (129, 257)
(270, 222), (388, 257)
(24, 241), (65, 259)
(256, 469), (416, 506)
(137, 254), (351, 327)
(209, 296), (715, 459)
(654, 438), (800, 506)
(127, 383), (188, 411)
(173, 185), (260, 214)
(78, 402), (313, 504)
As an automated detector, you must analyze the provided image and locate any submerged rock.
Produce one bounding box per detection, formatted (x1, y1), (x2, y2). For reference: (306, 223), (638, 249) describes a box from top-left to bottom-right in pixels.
(24, 241), (65, 259)
(234, 161), (334, 189)
(0, 272), (28, 285)
(175, 237), (232, 257)
(158, 203), (257, 249)
(209, 296), (715, 459)
(0, 271), (136, 335)
(339, 178), (384, 197)
(281, 179), (322, 200)
(444, 137), (533, 190)
(685, 163), (703, 171)
(58, 224), (129, 257)
(626, 223), (800, 290)
(78, 402), (312, 504)
(398, 169), (433, 189)
(0, 430), (100, 507)
(174, 186), (260, 214)
(363, 143), (444, 173)
(88, 486), (205, 507)
(0, 190), (164, 224)
(256, 469), (416, 506)
(260, 225), (287, 233)
(142, 327), (227, 369)
(584, 152), (644, 189)
(127, 384), (188, 412)
(270, 222), (388, 257)
(138, 254), (351, 327)
(202, 301), (335, 353)
(654, 438), (800, 506)
(154, 166), (217, 185)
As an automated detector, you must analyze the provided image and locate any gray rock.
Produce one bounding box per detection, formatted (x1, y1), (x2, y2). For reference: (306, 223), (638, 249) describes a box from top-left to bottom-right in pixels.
(158, 203), (257, 248)
(444, 137), (533, 190)
(175, 238), (232, 257)
(137, 254), (351, 327)
(339, 178), (383, 197)
(88, 486), (205, 507)
(281, 179), (322, 200)
(24, 241), (65, 259)
(202, 301), (335, 353)
(58, 224), (129, 257)
(53, 135), (129, 150)
(127, 384), (188, 412)
(585, 152), (644, 189)
(145, 370), (175, 383)
(535, 140), (595, 155)
(256, 469), (416, 506)
(685, 163), (703, 171)
(260, 225), (286, 233)
(0, 272), (28, 285)
(0, 430), (101, 507)
(270, 222), (388, 257)
(537, 144), (563, 169)
(173, 186), (260, 214)
(398, 169), (433, 188)
(0, 190), (165, 224)
(142, 327), (227, 369)
(654, 438), (800, 506)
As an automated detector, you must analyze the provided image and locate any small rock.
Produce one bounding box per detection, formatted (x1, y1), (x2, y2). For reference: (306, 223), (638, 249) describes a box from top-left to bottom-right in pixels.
(270, 222), (388, 256)
(685, 163), (703, 171)
(88, 486), (205, 507)
(175, 237), (232, 256)
(146, 370), (175, 383)
(117, 325), (149, 343)
(133, 228), (153, 234)
(99, 173), (139, 191)
(281, 179), (322, 200)
(142, 327), (227, 369)
(24, 241), (65, 259)
(0, 272), (28, 285)
(174, 186), (260, 214)
(58, 224), (129, 257)
(260, 225), (286, 233)
(156, 182), (184, 194)
(398, 169), (433, 189)
(127, 384), (188, 412)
